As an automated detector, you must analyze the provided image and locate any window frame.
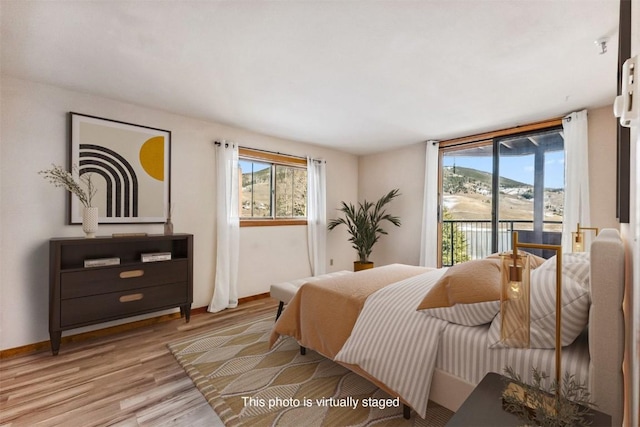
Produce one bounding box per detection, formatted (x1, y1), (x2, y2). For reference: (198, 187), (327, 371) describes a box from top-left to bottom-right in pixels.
(238, 147), (308, 227)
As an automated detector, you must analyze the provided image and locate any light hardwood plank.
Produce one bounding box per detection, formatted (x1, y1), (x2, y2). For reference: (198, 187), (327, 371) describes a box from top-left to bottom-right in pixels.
(0, 298), (278, 426)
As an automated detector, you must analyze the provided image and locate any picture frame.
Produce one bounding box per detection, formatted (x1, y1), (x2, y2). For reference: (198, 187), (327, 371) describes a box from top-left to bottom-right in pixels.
(69, 112), (171, 224)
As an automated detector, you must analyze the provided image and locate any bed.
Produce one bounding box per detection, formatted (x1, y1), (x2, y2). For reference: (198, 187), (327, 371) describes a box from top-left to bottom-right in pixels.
(269, 228), (625, 425)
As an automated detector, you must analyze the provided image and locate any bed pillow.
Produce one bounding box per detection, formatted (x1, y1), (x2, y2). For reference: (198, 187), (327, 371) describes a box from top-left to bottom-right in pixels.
(536, 252), (590, 290)
(485, 251), (547, 269)
(487, 262), (590, 349)
(417, 259), (502, 326)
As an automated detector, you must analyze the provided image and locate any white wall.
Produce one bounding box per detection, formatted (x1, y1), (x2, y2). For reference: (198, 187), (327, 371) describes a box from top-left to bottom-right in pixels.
(0, 76), (358, 351)
(358, 108), (620, 267)
(357, 142), (426, 266)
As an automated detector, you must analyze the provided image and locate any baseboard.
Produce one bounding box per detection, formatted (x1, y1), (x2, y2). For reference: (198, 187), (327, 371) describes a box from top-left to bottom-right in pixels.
(0, 294), (272, 359)
(238, 292), (270, 304)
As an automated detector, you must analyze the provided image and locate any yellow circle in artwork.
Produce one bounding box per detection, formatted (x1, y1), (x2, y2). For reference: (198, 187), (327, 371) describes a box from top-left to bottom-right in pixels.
(139, 136), (165, 181)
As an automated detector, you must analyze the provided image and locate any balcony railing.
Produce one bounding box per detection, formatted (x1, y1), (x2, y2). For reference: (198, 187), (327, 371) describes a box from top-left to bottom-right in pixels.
(442, 219), (562, 266)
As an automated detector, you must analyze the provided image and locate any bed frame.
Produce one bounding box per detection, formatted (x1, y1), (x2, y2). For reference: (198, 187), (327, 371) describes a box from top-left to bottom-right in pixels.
(428, 228), (625, 425)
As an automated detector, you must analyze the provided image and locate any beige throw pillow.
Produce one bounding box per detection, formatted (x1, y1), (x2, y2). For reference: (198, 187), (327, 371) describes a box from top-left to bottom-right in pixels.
(417, 258), (501, 310)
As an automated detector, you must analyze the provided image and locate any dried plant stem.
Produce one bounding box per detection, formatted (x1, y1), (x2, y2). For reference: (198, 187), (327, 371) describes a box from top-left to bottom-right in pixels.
(502, 366), (594, 426)
(39, 164), (97, 208)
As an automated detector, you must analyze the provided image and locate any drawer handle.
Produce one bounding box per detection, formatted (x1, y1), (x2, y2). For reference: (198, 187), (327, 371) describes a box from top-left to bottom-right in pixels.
(120, 293), (144, 303)
(120, 270), (144, 279)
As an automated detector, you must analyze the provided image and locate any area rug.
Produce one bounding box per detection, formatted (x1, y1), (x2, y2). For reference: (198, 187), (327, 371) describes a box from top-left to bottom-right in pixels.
(168, 314), (453, 426)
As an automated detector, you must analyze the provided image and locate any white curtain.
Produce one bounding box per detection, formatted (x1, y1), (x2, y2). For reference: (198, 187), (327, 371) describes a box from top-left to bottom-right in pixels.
(420, 141), (440, 267)
(561, 110), (590, 252)
(307, 157), (327, 275)
(208, 141), (240, 313)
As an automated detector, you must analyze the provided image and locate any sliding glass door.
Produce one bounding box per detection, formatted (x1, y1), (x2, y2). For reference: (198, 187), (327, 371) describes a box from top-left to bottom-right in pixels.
(441, 141), (494, 266)
(497, 129), (564, 258)
(439, 126), (564, 265)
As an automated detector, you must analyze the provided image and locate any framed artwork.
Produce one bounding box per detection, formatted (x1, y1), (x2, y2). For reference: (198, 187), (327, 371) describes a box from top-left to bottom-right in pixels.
(69, 112), (171, 224)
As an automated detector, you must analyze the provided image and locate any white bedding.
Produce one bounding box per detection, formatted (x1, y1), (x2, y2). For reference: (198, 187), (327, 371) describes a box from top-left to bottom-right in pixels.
(334, 266), (591, 419)
(334, 269), (448, 418)
(437, 321), (589, 388)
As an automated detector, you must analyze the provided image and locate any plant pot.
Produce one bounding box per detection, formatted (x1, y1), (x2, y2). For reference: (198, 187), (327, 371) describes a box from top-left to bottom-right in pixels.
(354, 261), (374, 272)
(82, 206), (98, 238)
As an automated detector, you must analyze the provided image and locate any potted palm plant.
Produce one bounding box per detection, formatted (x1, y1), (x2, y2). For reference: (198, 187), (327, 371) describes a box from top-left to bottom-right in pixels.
(328, 189), (401, 271)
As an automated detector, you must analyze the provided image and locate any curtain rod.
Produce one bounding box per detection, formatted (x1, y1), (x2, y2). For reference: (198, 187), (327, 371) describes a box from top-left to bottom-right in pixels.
(213, 141), (324, 163)
(213, 140), (235, 148)
(439, 117), (564, 148)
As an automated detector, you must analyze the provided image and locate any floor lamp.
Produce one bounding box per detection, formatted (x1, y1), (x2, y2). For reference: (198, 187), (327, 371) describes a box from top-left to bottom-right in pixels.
(501, 231), (563, 397)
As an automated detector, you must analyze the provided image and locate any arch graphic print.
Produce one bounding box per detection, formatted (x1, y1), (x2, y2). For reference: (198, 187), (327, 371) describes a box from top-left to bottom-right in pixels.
(79, 144), (139, 218)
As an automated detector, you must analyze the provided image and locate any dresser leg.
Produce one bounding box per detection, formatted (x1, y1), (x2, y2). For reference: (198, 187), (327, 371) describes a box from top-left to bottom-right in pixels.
(50, 332), (61, 355)
(182, 305), (191, 323)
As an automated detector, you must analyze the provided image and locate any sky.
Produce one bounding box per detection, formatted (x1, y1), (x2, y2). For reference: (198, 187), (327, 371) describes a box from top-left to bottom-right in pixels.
(239, 159), (269, 174)
(442, 150), (565, 189)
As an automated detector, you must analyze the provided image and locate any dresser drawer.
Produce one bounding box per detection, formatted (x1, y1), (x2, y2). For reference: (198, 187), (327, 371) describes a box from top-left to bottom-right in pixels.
(60, 282), (188, 327)
(60, 260), (188, 299)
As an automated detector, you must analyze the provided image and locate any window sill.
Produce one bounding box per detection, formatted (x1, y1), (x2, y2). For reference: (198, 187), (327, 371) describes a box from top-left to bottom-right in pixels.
(240, 219), (308, 227)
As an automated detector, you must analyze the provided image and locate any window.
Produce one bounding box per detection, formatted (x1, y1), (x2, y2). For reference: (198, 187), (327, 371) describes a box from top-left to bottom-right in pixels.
(239, 148), (307, 226)
(439, 121), (564, 265)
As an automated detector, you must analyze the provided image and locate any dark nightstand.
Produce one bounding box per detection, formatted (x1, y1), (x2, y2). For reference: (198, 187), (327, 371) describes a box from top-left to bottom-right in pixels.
(446, 372), (611, 427)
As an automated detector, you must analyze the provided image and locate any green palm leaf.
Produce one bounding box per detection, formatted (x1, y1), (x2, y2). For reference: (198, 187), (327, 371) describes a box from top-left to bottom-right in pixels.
(328, 189), (401, 263)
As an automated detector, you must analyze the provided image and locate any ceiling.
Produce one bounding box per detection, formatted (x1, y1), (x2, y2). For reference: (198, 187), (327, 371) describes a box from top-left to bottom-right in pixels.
(1, 1), (620, 155)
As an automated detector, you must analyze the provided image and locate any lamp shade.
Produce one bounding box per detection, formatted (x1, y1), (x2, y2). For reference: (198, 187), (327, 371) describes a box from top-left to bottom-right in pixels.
(572, 231), (585, 252)
(500, 252), (531, 348)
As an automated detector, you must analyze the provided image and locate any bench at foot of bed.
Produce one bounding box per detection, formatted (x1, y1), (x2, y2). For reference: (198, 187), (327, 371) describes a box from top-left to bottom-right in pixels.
(270, 271), (352, 319)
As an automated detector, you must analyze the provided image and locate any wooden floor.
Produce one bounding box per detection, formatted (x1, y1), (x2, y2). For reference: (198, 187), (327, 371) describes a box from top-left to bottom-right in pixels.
(0, 298), (278, 427)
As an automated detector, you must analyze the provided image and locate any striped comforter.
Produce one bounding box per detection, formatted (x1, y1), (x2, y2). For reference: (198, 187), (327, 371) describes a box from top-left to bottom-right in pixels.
(334, 269), (449, 418)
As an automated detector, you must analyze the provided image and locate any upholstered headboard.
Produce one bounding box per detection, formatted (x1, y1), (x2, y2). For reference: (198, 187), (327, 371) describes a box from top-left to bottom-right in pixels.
(589, 228), (625, 425)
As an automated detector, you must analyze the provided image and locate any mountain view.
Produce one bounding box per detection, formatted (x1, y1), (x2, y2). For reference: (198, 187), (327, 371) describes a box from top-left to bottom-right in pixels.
(240, 164), (307, 218)
(241, 166), (271, 217)
(241, 163), (564, 223)
(442, 165), (563, 225)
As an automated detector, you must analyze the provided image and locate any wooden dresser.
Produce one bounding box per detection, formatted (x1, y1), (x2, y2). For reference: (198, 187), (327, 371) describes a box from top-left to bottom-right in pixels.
(49, 233), (193, 355)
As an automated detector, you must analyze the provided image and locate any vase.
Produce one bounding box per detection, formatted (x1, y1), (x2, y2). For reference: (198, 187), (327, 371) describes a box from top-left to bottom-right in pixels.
(82, 206), (99, 238)
(164, 217), (174, 235)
